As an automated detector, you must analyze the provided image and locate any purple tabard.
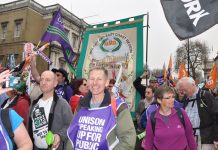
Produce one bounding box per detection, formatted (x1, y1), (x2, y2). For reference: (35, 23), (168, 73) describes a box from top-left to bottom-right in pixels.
(68, 99), (125, 150)
(0, 119), (10, 150)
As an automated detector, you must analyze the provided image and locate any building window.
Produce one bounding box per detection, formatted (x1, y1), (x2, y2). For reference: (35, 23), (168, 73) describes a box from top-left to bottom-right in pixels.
(14, 19), (23, 38)
(14, 22), (21, 37)
(64, 28), (69, 37)
(6, 54), (18, 69)
(1, 22), (8, 39)
(59, 57), (66, 68)
(72, 33), (78, 47)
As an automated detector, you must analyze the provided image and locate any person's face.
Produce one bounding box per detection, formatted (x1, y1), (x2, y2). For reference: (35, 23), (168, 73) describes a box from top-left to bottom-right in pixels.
(88, 70), (109, 96)
(40, 71), (57, 94)
(179, 82), (195, 97)
(55, 72), (65, 84)
(158, 92), (175, 109)
(149, 81), (158, 88)
(107, 83), (114, 93)
(79, 80), (88, 94)
(145, 88), (154, 100)
(177, 89), (186, 99)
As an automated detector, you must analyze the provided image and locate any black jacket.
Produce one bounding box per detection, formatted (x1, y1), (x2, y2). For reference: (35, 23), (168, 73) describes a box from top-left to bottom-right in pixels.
(133, 77), (146, 99)
(183, 89), (218, 144)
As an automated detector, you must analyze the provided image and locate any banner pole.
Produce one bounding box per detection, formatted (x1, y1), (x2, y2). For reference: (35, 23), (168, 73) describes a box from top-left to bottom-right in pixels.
(144, 12), (149, 86)
(35, 41), (41, 50)
(187, 39), (190, 76)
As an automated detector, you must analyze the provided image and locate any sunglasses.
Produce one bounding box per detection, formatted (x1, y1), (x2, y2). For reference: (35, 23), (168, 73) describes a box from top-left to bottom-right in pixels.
(56, 73), (62, 77)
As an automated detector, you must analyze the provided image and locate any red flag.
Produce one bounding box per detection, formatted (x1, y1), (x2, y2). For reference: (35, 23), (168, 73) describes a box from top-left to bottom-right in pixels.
(205, 64), (217, 89)
(178, 63), (188, 79)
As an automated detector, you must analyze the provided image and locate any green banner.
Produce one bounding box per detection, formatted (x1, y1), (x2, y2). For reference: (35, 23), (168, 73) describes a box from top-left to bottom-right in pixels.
(77, 15), (144, 118)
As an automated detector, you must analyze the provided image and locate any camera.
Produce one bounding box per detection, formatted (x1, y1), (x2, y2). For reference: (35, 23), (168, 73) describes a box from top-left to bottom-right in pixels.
(5, 76), (21, 88)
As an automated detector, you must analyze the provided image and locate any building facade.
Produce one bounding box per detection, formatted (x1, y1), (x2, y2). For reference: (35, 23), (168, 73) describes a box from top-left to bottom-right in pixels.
(203, 59), (214, 79)
(0, 0), (86, 74)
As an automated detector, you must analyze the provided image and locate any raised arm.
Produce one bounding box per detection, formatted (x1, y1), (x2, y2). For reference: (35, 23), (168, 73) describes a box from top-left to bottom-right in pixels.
(133, 71), (148, 98)
(30, 54), (41, 83)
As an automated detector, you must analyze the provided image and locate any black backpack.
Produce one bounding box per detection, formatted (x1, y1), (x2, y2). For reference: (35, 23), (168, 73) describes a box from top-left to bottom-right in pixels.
(1, 108), (16, 149)
(150, 107), (185, 135)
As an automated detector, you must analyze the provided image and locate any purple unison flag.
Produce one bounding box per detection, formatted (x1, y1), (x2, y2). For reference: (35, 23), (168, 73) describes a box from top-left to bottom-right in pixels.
(41, 9), (74, 64)
(161, 0), (218, 40)
(156, 75), (165, 86)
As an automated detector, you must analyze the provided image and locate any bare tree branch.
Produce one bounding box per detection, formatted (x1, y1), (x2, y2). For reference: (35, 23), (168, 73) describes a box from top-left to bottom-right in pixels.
(174, 40), (210, 80)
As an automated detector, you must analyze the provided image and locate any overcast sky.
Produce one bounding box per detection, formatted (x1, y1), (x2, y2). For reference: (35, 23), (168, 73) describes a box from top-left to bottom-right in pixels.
(1, 0), (218, 69)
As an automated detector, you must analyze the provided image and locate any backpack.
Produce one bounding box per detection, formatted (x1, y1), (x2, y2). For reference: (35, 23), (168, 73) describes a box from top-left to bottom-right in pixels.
(1, 108), (16, 149)
(150, 107), (185, 134)
(183, 89), (207, 108)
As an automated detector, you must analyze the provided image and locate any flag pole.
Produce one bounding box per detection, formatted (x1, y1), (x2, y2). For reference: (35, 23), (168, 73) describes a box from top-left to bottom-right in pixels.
(35, 41), (41, 50)
(144, 12), (150, 86)
(187, 39), (190, 76)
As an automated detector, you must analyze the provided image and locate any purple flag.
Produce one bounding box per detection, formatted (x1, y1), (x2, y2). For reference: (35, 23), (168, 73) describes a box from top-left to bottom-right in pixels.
(41, 9), (74, 64)
(155, 75), (165, 86)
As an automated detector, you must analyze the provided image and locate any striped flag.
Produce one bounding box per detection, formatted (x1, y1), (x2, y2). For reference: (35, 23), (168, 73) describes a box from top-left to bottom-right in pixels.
(156, 75), (165, 86)
(41, 9), (76, 73)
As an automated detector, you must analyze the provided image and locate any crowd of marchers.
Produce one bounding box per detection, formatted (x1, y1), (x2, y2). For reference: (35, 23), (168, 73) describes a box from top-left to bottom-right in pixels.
(0, 56), (218, 150)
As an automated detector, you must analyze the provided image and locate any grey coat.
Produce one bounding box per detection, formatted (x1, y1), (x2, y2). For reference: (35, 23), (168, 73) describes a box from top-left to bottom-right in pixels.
(27, 92), (73, 150)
